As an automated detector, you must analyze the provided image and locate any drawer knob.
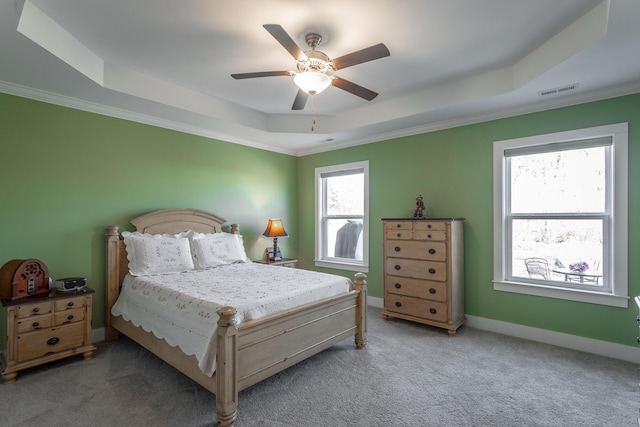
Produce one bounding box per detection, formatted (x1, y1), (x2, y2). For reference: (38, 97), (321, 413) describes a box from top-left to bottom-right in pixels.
(429, 308), (437, 314)
(394, 246), (401, 252)
(394, 283), (401, 289)
(32, 321), (40, 328)
(428, 248), (436, 254)
(429, 288), (436, 294)
(427, 234), (432, 239)
(396, 233), (401, 237)
(395, 302), (402, 307)
(67, 315), (74, 321)
(427, 224), (432, 229)
(67, 302), (74, 307)
(394, 265), (401, 271)
(396, 224), (401, 228)
(32, 307), (40, 313)
(47, 337), (60, 346)
(428, 268), (436, 274)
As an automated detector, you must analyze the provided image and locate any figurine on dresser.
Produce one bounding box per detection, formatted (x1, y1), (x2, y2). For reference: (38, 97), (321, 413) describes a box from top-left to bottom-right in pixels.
(413, 195), (427, 218)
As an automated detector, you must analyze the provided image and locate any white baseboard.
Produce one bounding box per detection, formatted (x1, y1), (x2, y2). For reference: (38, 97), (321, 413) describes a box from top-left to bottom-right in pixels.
(367, 296), (638, 363)
(94, 298), (639, 364)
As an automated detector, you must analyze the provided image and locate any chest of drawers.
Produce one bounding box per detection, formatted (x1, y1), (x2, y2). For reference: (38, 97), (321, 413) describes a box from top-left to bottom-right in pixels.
(1, 288), (96, 383)
(381, 218), (465, 336)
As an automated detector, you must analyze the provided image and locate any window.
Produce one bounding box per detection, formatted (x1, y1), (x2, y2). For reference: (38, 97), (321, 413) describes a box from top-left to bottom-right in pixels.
(315, 161), (369, 272)
(493, 123), (628, 307)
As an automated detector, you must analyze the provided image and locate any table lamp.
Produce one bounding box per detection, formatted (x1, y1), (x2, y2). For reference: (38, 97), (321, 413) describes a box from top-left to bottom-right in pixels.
(263, 219), (288, 261)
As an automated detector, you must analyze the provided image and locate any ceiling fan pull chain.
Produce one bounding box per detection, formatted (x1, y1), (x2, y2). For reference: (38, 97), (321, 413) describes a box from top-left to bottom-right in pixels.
(311, 95), (316, 132)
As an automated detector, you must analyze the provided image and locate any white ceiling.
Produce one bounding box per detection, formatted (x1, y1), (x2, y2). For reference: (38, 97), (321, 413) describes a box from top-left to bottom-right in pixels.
(1, 0), (639, 156)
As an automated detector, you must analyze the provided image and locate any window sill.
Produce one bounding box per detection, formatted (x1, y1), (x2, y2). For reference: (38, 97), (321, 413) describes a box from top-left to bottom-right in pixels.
(493, 280), (628, 308)
(314, 260), (369, 273)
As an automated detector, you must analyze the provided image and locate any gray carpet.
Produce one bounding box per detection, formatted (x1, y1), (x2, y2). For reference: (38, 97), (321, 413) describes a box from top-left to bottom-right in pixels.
(1, 307), (637, 427)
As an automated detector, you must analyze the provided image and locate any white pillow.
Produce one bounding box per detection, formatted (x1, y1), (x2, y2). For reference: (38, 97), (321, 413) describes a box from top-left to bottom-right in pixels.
(190, 232), (250, 269)
(122, 231), (195, 276)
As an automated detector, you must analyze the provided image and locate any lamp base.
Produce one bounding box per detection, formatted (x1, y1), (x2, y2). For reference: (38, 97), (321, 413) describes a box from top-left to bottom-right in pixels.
(265, 247), (283, 262)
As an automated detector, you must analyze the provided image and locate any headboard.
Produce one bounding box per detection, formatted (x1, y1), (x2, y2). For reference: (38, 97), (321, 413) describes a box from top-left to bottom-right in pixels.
(105, 208), (237, 340)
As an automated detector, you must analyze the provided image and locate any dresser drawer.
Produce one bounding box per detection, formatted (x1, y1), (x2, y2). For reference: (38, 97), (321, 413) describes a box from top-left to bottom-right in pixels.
(17, 323), (85, 363)
(385, 258), (447, 281)
(54, 307), (85, 325)
(54, 296), (85, 312)
(413, 221), (447, 232)
(385, 240), (446, 261)
(385, 294), (448, 323)
(385, 276), (447, 302)
(17, 301), (53, 318)
(17, 314), (53, 333)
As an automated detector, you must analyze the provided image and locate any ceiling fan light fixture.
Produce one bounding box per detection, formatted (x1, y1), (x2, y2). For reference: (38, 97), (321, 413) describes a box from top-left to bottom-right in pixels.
(294, 71), (332, 95)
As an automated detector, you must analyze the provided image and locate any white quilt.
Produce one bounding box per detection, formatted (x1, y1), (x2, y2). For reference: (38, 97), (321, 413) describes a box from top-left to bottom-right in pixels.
(111, 263), (352, 376)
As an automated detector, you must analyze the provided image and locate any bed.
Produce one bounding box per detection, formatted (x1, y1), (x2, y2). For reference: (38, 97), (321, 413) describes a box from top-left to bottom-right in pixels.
(105, 208), (367, 427)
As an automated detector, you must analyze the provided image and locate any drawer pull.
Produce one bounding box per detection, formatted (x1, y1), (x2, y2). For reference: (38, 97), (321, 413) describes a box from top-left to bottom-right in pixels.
(32, 321), (40, 327)
(427, 224), (432, 229)
(395, 302), (402, 308)
(429, 308), (437, 314)
(67, 302), (74, 307)
(427, 234), (432, 239)
(396, 233), (401, 237)
(429, 288), (436, 294)
(47, 337), (60, 346)
(428, 248), (436, 254)
(428, 268), (436, 274)
(67, 315), (74, 321)
(32, 307), (40, 313)
(396, 224), (401, 228)
(394, 246), (401, 252)
(394, 283), (401, 289)
(394, 265), (401, 271)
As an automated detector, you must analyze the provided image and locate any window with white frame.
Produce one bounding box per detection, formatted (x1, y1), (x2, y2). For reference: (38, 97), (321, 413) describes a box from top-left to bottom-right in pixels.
(493, 123), (628, 308)
(315, 161), (369, 272)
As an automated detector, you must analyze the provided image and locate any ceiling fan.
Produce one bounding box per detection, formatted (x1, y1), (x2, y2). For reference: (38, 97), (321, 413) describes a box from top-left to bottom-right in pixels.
(231, 24), (390, 110)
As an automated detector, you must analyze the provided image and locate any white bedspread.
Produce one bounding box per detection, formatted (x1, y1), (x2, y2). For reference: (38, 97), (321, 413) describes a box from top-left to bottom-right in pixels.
(111, 263), (352, 376)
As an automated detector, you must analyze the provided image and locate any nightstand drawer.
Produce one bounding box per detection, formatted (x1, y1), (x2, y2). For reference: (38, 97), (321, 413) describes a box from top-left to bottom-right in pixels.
(17, 323), (84, 362)
(17, 314), (53, 333)
(17, 301), (53, 318)
(385, 295), (448, 323)
(385, 258), (447, 281)
(54, 307), (84, 325)
(385, 276), (447, 302)
(55, 296), (85, 311)
(385, 240), (446, 261)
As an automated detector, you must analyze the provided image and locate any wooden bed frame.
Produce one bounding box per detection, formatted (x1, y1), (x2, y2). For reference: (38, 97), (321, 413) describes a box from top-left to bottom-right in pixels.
(105, 208), (367, 427)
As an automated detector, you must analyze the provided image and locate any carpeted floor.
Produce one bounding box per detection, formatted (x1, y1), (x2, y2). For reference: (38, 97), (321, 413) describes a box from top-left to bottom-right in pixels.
(1, 307), (637, 426)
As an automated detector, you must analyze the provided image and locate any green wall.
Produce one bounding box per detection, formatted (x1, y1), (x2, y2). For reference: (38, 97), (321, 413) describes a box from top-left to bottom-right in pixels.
(0, 93), (298, 330)
(1, 90), (638, 351)
(298, 93), (639, 348)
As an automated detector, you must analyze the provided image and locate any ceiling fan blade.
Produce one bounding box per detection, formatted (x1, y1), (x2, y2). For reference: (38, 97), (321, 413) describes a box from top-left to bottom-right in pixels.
(263, 24), (307, 61)
(231, 71), (291, 79)
(291, 89), (309, 110)
(331, 43), (390, 70)
(331, 77), (378, 101)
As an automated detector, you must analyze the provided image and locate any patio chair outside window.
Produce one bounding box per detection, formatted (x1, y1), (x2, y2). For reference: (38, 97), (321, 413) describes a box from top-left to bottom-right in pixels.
(525, 257), (550, 280)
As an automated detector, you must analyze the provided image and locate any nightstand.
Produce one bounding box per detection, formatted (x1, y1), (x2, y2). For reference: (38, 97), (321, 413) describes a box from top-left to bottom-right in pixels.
(0, 288), (96, 383)
(254, 258), (298, 268)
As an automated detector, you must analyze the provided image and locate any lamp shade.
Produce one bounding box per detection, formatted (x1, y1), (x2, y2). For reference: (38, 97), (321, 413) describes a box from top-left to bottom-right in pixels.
(263, 219), (288, 238)
(293, 71), (332, 95)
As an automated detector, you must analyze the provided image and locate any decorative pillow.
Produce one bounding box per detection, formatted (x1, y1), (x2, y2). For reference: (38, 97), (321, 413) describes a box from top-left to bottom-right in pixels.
(122, 231), (195, 276)
(190, 232), (250, 269)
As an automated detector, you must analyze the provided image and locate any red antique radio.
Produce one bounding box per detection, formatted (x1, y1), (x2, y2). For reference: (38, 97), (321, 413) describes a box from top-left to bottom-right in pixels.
(0, 259), (50, 300)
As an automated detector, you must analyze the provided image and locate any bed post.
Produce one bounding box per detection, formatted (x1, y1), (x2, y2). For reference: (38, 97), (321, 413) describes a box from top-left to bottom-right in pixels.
(105, 225), (121, 341)
(353, 272), (368, 349)
(216, 306), (238, 427)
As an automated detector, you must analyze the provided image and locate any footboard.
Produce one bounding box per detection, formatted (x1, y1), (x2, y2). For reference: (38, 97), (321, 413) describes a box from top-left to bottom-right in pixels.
(215, 273), (367, 426)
